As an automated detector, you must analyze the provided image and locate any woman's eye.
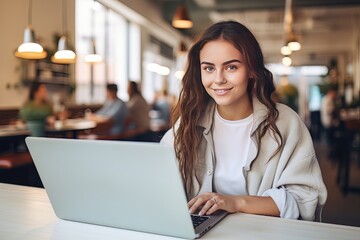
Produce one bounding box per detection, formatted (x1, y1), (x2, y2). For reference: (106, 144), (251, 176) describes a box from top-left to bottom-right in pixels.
(203, 66), (214, 72)
(226, 65), (237, 71)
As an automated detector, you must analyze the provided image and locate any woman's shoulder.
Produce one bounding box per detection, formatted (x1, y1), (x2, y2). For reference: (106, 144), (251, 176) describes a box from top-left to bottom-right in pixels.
(160, 128), (174, 145)
(276, 103), (302, 122)
(274, 103), (310, 138)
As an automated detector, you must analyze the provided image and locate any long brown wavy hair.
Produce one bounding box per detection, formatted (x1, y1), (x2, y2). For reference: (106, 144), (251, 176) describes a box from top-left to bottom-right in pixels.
(171, 21), (283, 196)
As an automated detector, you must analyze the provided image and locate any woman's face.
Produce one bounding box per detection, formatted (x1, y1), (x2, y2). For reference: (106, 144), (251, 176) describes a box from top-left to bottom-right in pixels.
(200, 39), (251, 119)
(35, 85), (48, 101)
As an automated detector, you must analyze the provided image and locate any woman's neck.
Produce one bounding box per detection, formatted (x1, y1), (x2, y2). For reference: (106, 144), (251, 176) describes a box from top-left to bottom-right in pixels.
(216, 99), (253, 121)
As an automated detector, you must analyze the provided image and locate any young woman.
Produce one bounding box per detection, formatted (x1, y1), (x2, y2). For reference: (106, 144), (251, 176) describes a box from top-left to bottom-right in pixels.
(161, 21), (327, 221)
(19, 82), (54, 136)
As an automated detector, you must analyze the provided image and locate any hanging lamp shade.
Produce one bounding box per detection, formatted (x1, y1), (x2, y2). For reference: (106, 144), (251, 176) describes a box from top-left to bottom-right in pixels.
(15, 27), (47, 59)
(15, 0), (47, 60)
(172, 4), (193, 29)
(286, 32), (301, 51)
(280, 45), (292, 55)
(287, 37), (301, 51)
(52, 36), (76, 64)
(52, 0), (76, 64)
(84, 39), (102, 63)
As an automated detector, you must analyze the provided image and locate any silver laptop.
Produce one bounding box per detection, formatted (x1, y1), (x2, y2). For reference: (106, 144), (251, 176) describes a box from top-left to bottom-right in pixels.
(25, 137), (228, 239)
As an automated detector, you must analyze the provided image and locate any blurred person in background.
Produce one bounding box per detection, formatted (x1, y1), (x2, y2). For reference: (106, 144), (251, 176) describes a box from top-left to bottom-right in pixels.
(86, 83), (128, 135)
(19, 82), (55, 137)
(320, 86), (338, 144)
(126, 81), (151, 140)
(152, 89), (174, 127)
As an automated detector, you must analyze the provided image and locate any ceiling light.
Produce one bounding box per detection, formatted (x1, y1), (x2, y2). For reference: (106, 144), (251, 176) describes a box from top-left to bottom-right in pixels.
(52, 36), (76, 64)
(282, 56), (292, 66)
(283, 0), (301, 52)
(288, 40), (301, 51)
(52, 0), (76, 64)
(146, 63), (170, 76)
(85, 2), (102, 64)
(15, 0), (47, 60)
(287, 33), (301, 51)
(84, 39), (103, 63)
(280, 46), (292, 55)
(172, 4), (193, 29)
(84, 53), (103, 63)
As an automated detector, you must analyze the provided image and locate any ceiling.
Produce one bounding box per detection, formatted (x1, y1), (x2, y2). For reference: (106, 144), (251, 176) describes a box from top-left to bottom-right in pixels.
(154, 0), (360, 66)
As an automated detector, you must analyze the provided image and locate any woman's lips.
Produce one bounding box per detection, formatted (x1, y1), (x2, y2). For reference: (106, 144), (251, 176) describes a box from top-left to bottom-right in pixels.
(212, 87), (232, 95)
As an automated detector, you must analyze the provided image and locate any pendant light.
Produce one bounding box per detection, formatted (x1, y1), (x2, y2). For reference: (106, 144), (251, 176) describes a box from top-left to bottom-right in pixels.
(84, 38), (103, 63)
(172, 4), (193, 29)
(52, 0), (76, 64)
(84, 1), (102, 63)
(287, 34), (301, 51)
(282, 0), (301, 55)
(15, 0), (47, 60)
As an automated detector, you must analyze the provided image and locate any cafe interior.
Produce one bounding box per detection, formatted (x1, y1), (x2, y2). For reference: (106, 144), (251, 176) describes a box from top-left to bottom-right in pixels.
(0, 0), (360, 230)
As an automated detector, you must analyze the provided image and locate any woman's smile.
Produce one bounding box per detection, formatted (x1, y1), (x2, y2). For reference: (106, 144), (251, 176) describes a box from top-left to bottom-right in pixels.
(211, 87), (233, 96)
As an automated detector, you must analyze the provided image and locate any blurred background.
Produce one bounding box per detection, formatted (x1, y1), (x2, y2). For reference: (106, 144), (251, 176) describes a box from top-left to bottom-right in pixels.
(0, 0), (359, 227)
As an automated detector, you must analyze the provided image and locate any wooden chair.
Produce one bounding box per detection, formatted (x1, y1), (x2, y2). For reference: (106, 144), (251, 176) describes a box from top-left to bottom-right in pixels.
(0, 151), (33, 169)
(0, 151), (42, 187)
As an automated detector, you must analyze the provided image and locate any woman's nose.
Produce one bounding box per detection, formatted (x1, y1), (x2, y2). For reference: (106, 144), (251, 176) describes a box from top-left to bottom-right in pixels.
(214, 71), (227, 84)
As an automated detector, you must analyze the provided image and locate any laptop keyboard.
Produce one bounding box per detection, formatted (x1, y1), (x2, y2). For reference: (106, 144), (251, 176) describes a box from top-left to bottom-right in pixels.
(191, 214), (210, 227)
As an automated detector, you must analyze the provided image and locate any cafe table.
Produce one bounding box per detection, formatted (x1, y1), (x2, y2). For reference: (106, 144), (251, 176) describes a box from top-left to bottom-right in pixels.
(45, 118), (96, 139)
(0, 183), (359, 240)
(0, 125), (30, 152)
(0, 124), (30, 138)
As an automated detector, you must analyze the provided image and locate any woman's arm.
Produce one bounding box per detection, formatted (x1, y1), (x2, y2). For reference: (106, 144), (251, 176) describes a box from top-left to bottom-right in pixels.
(188, 192), (280, 217)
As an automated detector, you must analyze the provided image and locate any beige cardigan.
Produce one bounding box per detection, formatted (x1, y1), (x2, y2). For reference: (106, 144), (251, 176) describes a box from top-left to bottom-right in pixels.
(161, 98), (327, 221)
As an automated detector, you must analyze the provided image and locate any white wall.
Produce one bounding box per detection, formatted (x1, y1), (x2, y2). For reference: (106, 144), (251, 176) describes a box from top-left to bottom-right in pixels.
(0, 0), (75, 108)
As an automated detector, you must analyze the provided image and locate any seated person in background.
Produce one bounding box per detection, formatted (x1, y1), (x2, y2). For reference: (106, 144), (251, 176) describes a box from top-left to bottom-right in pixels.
(86, 83), (128, 135)
(320, 86), (338, 145)
(19, 82), (55, 137)
(126, 81), (151, 138)
(152, 89), (173, 126)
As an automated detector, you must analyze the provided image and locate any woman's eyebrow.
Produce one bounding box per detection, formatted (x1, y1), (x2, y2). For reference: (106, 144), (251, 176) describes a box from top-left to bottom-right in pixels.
(200, 59), (241, 66)
(200, 61), (214, 65)
(222, 59), (241, 65)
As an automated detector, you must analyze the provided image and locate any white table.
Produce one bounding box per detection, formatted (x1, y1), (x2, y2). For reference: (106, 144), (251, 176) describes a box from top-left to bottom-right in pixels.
(45, 118), (96, 138)
(0, 183), (359, 240)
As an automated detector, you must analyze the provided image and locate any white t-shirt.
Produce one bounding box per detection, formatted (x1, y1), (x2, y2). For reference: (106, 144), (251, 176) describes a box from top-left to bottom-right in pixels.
(212, 108), (300, 219)
(213, 109), (253, 195)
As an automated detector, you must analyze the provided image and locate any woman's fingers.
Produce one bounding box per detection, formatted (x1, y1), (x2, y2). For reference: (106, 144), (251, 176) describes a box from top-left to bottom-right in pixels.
(188, 195), (207, 214)
(198, 197), (219, 216)
(188, 193), (221, 215)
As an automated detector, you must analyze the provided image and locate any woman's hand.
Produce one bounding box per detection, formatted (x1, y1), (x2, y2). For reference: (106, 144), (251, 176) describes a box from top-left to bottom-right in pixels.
(188, 192), (280, 217)
(188, 192), (240, 216)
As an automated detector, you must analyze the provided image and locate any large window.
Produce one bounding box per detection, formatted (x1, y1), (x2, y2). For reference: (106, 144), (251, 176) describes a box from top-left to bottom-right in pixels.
(75, 0), (140, 103)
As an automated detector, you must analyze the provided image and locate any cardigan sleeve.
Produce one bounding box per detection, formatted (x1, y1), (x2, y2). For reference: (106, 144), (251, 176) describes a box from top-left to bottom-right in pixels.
(262, 187), (300, 219)
(272, 106), (327, 220)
